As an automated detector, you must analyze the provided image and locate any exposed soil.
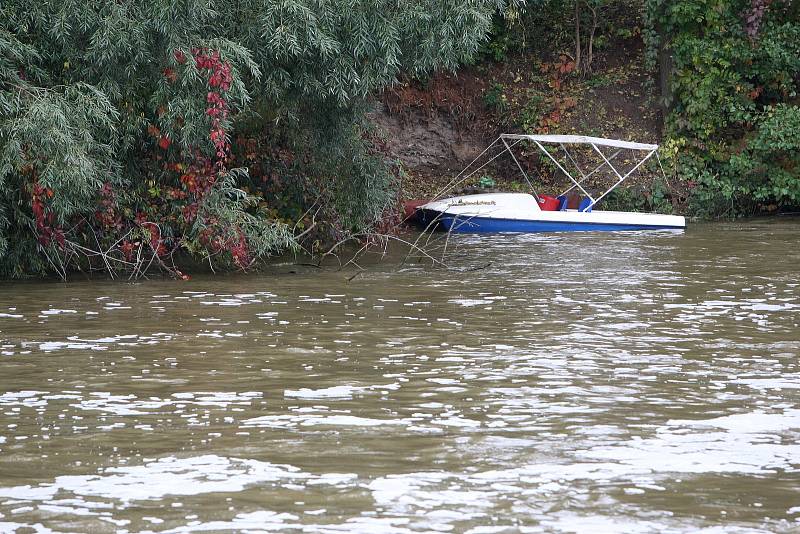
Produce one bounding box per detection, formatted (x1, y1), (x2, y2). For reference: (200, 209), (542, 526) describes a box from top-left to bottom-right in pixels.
(368, 109), (482, 176)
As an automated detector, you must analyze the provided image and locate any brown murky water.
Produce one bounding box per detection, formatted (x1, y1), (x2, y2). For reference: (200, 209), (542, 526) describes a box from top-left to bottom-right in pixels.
(1, 220), (799, 533)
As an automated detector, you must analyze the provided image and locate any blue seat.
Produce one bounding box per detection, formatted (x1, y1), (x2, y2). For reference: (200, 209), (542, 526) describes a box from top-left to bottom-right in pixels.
(556, 195), (568, 211)
(578, 197), (593, 212)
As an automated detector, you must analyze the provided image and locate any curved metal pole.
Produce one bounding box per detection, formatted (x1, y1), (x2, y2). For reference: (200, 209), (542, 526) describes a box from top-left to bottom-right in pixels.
(430, 136), (500, 201)
(431, 137), (522, 201)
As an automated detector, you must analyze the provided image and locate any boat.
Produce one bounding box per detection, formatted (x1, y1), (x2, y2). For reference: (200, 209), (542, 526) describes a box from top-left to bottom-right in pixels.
(410, 134), (686, 233)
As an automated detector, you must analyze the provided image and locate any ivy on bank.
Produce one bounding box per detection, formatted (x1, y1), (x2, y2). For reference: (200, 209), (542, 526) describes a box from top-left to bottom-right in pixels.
(645, 0), (800, 217)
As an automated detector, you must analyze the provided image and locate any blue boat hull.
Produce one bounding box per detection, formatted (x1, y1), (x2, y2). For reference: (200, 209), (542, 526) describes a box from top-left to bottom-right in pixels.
(439, 215), (683, 233)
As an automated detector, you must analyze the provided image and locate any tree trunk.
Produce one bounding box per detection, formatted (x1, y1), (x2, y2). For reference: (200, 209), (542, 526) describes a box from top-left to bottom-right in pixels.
(575, 0), (581, 73)
(587, 4), (598, 74)
(657, 24), (674, 111)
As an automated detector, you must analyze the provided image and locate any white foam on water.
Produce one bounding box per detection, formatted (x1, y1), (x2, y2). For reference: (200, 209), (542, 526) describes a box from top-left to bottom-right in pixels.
(582, 409), (800, 475)
(738, 376), (800, 390)
(242, 413), (411, 429)
(285, 385), (369, 399)
(284, 384), (400, 399)
(0, 455), (358, 506)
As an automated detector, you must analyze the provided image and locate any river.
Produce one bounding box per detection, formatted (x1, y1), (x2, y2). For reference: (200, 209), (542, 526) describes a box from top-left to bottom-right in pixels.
(0, 220), (799, 533)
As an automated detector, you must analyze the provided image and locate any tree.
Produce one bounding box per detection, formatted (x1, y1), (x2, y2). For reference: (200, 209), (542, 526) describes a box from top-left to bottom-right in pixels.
(573, 0), (609, 75)
(0, 0), (508, 278)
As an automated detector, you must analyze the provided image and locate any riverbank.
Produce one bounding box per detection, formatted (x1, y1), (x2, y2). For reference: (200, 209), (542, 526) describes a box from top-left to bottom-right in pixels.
(371, 8), (673, 211)
(3, 1), (797, 280)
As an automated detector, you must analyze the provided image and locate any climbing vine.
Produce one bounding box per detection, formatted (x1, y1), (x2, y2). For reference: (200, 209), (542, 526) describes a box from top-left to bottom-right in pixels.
(644, 0), (800, 216)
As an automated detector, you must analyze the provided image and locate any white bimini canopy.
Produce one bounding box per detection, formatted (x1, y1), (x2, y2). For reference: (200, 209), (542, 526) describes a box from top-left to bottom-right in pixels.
(499, 134), (658, 151)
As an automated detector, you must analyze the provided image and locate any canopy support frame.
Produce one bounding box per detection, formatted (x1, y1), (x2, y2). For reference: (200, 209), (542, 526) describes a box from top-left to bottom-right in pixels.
(436, 133), (662, 211)
(501, 137), (540, 202)
(532, 141), (595, 204)
(586, 145), (658, 209)
(558, 146), (623, 197)
(431, 137), (523, 202)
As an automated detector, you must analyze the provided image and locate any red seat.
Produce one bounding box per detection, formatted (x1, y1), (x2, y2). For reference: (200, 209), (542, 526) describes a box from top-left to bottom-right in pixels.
(538, 195), (560, 211)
